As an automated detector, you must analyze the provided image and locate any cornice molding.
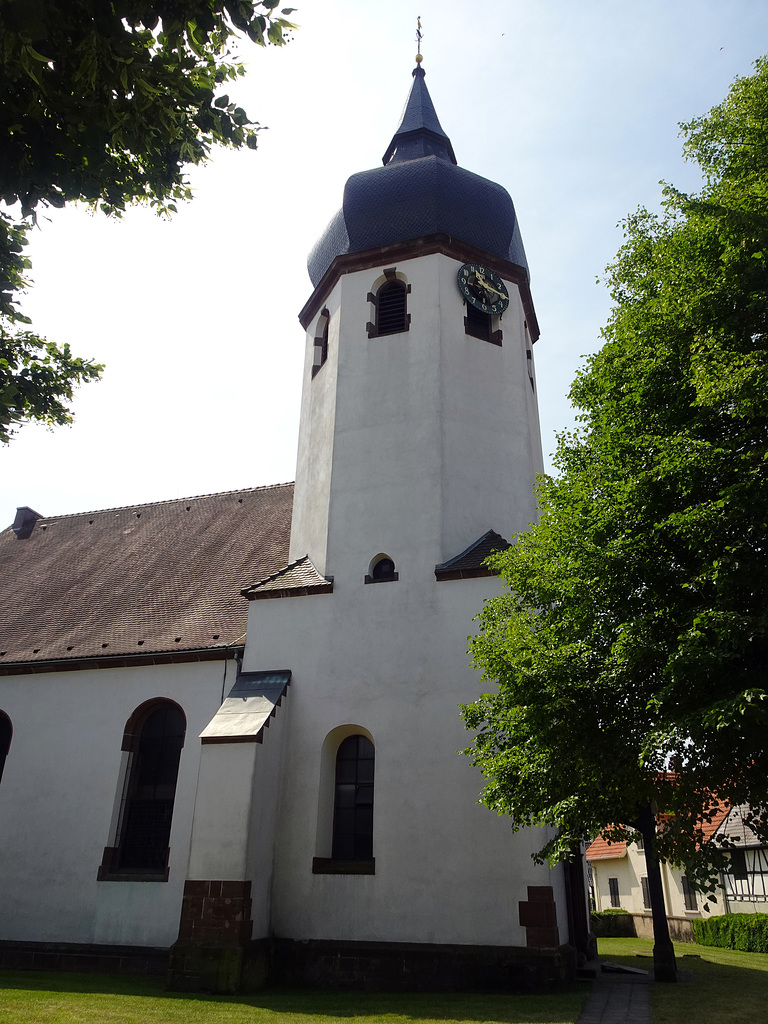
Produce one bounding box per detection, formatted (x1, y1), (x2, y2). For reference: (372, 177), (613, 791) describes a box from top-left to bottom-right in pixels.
(299, 233), (540, 341)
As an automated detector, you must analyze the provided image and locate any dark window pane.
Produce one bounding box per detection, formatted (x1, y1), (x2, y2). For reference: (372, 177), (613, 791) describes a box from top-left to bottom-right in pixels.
(0, 712), (11, 785)
(118, 704), (185, 872)
(608, 877), (620, 908)
(336, 761), (357, 783)
(465, 301), (492, 341)
(372, 558), (396, 579)
(682, 875), (698, 912)
(641, 876), (651, 909)
(332, 735), (375, 860)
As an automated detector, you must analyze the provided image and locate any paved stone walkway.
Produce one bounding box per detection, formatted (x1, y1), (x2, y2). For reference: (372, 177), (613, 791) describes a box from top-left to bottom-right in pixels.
(576, 977), (651, 1024)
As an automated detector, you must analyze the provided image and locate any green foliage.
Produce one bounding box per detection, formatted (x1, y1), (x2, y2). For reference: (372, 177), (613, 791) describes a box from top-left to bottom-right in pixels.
(692, 913), (768, 953)
(0, 327), (102, 442)
(461, 55), (768, 895)
(0, 0), (296, 439)
(590, 910), (636, 939)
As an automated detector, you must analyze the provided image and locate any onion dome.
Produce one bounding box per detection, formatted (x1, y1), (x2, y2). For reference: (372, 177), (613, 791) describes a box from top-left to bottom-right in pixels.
(307, 64), (529, 288)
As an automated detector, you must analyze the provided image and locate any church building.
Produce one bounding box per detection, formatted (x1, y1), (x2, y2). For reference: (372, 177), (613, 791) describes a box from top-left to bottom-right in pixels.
(0, 60), (590, 991)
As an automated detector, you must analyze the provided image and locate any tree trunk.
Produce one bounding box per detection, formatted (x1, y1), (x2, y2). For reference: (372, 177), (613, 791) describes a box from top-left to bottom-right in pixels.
(637, 803), (677, 983)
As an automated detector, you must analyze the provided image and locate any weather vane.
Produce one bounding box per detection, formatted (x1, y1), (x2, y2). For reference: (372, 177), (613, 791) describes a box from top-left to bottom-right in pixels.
(415, 16), (423, 64)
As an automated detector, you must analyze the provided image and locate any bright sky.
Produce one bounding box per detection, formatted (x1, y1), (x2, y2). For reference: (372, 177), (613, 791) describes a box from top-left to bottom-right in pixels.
(2, 0), (767, 529)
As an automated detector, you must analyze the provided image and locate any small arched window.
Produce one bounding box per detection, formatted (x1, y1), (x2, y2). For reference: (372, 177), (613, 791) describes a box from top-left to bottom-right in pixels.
(312, 309), (329, 378)
(365, 553), (399, 584)
(367, 270), (411, 338)
(0, 712), (12, 785)
(332, 735), (375, 861)
(99, 699), (186, 880)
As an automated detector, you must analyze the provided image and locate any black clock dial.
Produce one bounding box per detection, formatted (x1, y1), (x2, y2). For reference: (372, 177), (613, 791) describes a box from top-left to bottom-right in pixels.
(457, 263), (510, 315)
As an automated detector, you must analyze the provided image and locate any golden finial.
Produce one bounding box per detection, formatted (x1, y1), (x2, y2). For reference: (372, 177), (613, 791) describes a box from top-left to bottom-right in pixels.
(415, 16), (423, 64)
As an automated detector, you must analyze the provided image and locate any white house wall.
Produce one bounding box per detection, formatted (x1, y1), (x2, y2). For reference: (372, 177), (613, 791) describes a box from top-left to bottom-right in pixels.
(0, 659), (232, 947)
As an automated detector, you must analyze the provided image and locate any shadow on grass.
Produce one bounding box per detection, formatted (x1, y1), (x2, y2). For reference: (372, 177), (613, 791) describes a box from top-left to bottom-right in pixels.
(0, 969), (588, 1024)
(597, 937), (768, 1024)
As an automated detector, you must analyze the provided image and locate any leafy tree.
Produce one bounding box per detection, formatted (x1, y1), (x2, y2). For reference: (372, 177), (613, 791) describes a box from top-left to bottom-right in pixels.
(461, 56), (768, 983)
(0, 0), (296, 440)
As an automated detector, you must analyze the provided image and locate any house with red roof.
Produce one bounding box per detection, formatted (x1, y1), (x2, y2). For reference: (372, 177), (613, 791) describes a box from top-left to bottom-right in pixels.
(586, 803), (768, 940)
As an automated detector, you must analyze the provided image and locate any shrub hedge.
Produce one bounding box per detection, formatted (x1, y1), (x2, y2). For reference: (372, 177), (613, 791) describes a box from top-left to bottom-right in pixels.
(692, 913), (768, 952)
(590, 910), (636, 937)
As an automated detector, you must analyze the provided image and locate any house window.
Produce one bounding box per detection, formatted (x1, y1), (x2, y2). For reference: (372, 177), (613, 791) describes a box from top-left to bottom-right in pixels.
(312, 309), (329, 378)
(724, 847), (768, 901)
(464, 302), (502, 345)
(98, 699), (186, 881)
(641, 876), (651, 909)
(681, 875), (698, 912)
(608, 876), (620, 908)
(331, 735), (374, 861)
(0, 712), (12, 784)
(367, 271), (411, 337)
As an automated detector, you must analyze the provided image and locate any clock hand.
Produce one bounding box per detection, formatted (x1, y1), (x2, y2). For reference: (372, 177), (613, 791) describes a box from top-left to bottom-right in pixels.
(473, 274), (500, 298)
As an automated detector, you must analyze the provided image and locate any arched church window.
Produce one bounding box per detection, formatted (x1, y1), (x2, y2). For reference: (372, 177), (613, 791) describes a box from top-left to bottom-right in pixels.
(98, 699), (186, 881)
(366, 270), (411, 338)
(312, 309), (330, 378)
(365, 553), (399, 583)
(0, 712), (12, 784)
(332, 735), (375, 861)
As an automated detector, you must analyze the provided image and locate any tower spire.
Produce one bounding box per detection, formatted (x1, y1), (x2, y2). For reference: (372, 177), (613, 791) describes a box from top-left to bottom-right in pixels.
(381, 32), (456, 166)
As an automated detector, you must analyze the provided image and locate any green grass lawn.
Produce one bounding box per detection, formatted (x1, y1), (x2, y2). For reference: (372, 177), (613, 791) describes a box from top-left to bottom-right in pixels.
(599, 936), (768, 1024)
(0, 970), (588, 1024)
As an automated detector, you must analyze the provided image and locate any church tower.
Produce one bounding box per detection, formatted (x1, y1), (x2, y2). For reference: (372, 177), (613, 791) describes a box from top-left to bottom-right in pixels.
(290, 60), (543, 580)
(172, 59), (585, 992)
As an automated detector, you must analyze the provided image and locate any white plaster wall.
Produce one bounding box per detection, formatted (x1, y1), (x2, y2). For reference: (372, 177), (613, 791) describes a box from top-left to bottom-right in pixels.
(290, 253), (544, 577)
(0, 658), (232, 947)
(187, 742), (258, 881)
(290, 292), (341, 574)
(264, 250), (561, 950)
(244, 573), (565, 948)
(245, 692), (291, 938)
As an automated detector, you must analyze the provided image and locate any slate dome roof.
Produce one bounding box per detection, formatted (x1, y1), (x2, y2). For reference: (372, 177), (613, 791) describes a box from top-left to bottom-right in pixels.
(307, 65), (529, 288)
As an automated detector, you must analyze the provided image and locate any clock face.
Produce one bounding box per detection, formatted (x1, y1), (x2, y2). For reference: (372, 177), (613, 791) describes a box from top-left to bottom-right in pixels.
(457, 263), (510, 315)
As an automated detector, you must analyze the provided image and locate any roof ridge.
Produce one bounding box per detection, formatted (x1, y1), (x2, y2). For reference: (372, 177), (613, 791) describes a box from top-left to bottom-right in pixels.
(16, 481), (296, 523)
(246, 554), (311, 591)
(435, 529), (509, 571)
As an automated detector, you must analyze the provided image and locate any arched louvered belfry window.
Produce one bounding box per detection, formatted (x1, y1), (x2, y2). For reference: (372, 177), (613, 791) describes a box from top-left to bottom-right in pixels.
(98, 700), (187, 879)
(367, 271), (410, 338)
(332, 735), (375, 861)
(0, 712), (12, 785)
(464, 302), (502, 346)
